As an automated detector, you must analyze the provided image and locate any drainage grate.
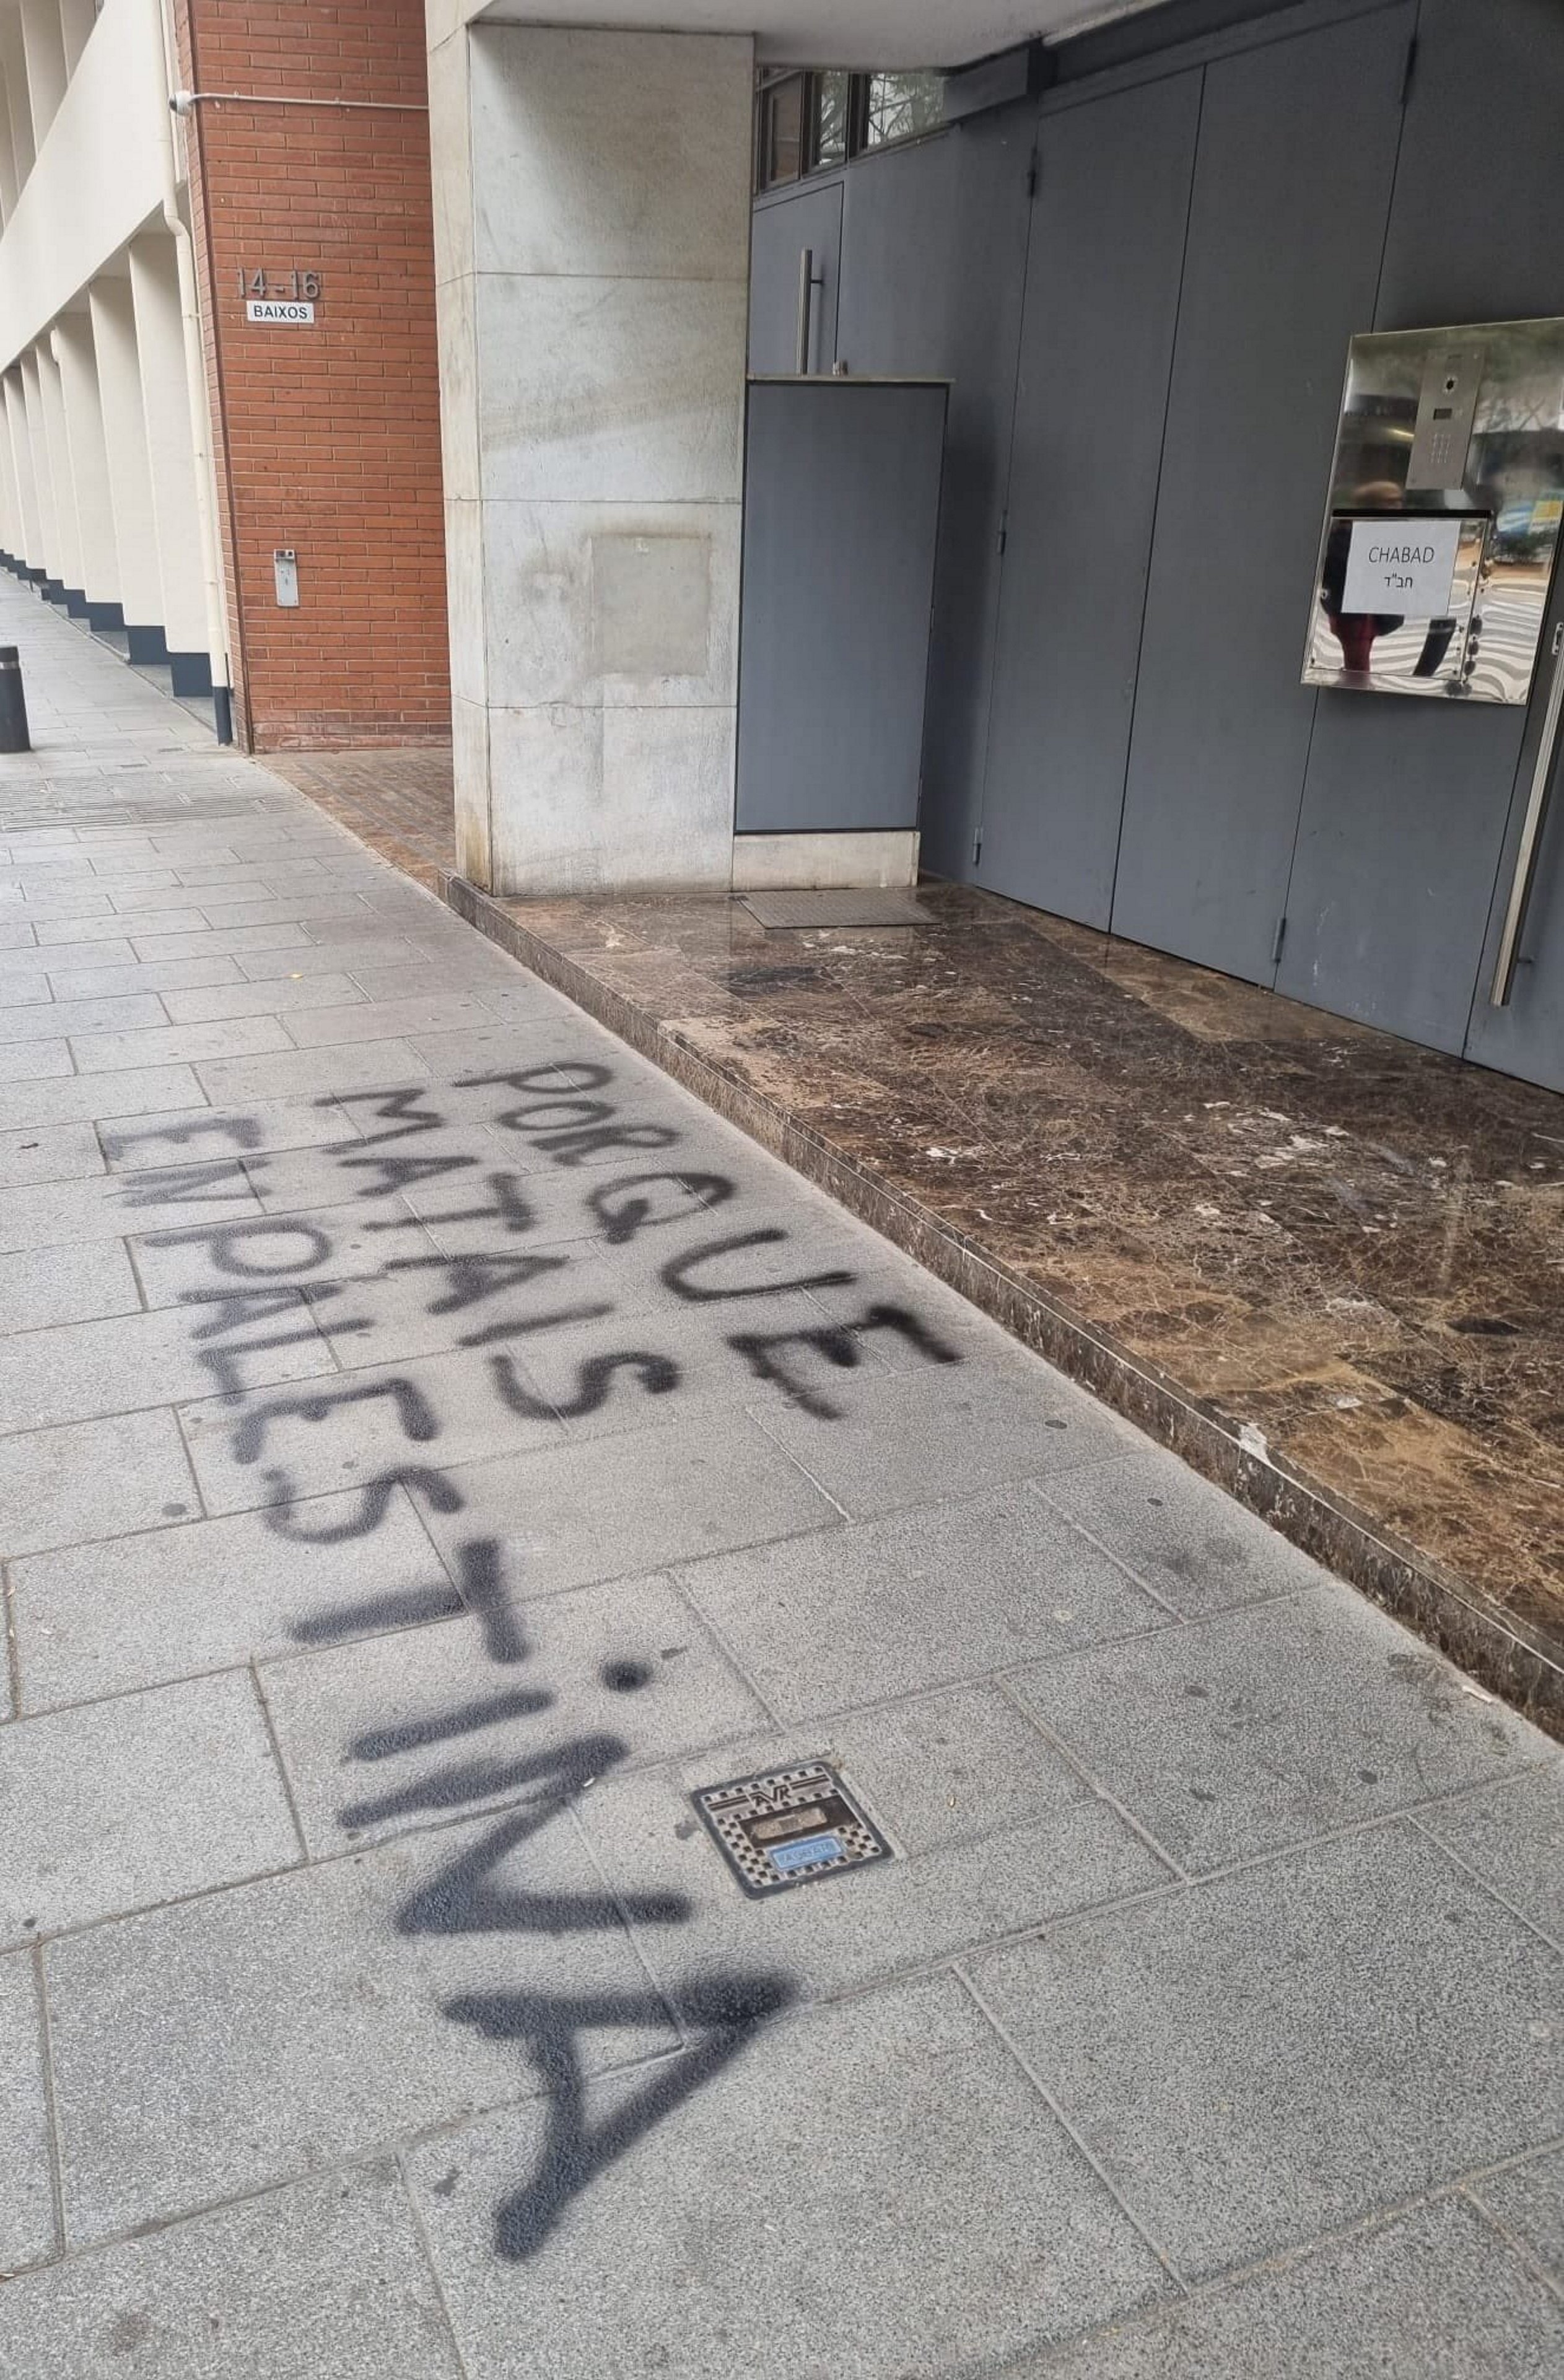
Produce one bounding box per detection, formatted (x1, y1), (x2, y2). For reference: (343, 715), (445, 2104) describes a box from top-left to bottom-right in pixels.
(738, 889), (935, 930)
(692, 1761), (891, 1896)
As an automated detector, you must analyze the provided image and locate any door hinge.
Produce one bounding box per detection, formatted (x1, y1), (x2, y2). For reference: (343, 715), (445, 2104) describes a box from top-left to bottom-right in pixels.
(997, 510), (1008, 556)
(972, 828), (984, 868)
(1272, 914), (1288, 964)
(1026, 152), (1038, 198)
(1399, 35), (1418, 108)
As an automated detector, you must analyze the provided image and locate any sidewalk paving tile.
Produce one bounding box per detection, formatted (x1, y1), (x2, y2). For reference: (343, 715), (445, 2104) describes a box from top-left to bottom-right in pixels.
(0, 1124), (105, 1187)
(45, 1803), (676, 2244)
(0, 1671), (299, 1945)
(1035, 1443), (1335, 1617)
(70, 1015), (292, 1073)
(417, 1409), (842, 1599)
(1472, 2146), (1564, 2288)
(1413, 1762), (1564, 1943)
(11, 1487), (461, 1708)
(258, 1570), (770, 1854)
(404, 1974), (1173, 2379)
(749, 1357), (1137, 1518)
(0, 1297), (333, 1432)
(0, 2163), (462, 2376)
(177, 1345), (565, 1512)
(678, 1481), (1174, 1721)
(1007, 2198), (1564, 2378)
(1009, 1588), (1546, 1871)
(577, 1712), (1171, 2010)
(0, 1242), (140, 1333)
(969, 1824), (1564, 2282)
(0, 1408), (198, 1559)
(0, 1951), (53, 2273)
(0, 1062), (203, 1131)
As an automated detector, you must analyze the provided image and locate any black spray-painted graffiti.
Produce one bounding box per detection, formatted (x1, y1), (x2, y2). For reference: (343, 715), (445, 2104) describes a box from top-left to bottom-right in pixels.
(123, 1049), (961, 2257)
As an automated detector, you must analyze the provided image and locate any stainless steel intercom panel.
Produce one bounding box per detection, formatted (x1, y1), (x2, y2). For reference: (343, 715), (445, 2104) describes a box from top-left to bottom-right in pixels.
(1303, 317), (1564, 702)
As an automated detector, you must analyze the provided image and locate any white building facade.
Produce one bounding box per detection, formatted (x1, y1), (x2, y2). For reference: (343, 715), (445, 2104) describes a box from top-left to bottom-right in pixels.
(0, 0), (229, 721)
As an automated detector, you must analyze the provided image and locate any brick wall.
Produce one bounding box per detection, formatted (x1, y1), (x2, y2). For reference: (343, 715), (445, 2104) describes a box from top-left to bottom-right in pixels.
(175, 0), (450, 750)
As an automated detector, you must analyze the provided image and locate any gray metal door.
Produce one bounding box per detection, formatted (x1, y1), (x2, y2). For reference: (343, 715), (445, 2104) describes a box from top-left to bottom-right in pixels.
(748, 183), (842, 377)
(831, 116), (1032, 885)
(1109, 6), (1413, 983)
(974, 69), (1200, 925)
(1464, 579), (1564, 1095)
(736, 380), (948, 836)
(1278, 0), (1564, 1071)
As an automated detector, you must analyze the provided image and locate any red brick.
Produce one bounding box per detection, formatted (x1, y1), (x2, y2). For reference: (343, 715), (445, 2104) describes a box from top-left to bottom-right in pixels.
(177, 0), (449, 751)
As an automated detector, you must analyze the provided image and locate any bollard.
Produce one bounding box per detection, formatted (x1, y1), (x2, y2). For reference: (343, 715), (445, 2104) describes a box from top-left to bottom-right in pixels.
(0, 647), (28, 753)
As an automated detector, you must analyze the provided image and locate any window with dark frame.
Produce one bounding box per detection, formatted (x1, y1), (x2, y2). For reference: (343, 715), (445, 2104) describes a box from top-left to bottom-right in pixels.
(753, 67), (944, 193)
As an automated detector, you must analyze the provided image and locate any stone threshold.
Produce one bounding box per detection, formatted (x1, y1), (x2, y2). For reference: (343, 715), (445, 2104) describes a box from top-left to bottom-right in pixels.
(442, 870), (1564, 1743)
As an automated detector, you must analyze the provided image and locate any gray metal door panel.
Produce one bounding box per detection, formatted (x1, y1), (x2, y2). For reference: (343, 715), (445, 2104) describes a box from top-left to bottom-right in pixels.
(748, 183), (842, 376)
(736, 380), (947, 836)
(1283, 0), (1564, 1072)
(1110, 4), (1413, 983)
(832, 118), (1033, 885)
(1277, 698), (1527, 1050)
(1375, 0), (1564, 332)
(976, 70), (1201, 926)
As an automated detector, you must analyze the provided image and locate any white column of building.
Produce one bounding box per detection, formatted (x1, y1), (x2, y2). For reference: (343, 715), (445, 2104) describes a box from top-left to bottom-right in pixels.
(17, 348), (58, 583)
(0, 53), (20, 221)
(89, 274), (163, 647)
(58, 0), (95, 79)
(54, 307), (119, 619)
(0, 378), (20, 557)
(17, 0), (66, 151)
(38, 332), (81, 592)
(1, 14), (35, 190)
(37, 333), (83, 599)
(127, 232), (208, 672)
(428, 22), (753, 894)
(4, 372), (42, 573)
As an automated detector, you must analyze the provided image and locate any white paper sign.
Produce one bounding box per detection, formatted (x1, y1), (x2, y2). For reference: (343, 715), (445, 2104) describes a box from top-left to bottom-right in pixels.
(1342, 517), (1461, 617)
(246, 299), (315, 326)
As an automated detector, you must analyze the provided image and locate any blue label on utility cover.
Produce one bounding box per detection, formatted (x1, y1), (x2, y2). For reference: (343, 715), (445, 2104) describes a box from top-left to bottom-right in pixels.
(769, 1833), (842, 1875)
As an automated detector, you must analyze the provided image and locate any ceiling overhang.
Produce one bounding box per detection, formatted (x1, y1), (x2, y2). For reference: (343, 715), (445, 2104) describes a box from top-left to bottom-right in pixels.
(474, 0), (1170, 72)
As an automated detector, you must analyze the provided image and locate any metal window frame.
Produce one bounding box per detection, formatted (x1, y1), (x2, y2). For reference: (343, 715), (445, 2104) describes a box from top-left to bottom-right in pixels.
(753, 67), (945, 194)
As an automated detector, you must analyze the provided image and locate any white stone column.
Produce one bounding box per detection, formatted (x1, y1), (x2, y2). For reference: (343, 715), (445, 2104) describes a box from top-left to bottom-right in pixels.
(54, 307), (119, 618)
(17, 348), (58, 583)
(89, 274), (163, 648)
(58, 0), (96, 79)
(0, 59), (19, 220)
(429, 22), (752, 895)
(0, 380), (20, 556)
(18, 0), (66, 151)
(128, 232), (209, 672)
(1, 14), (35, 193)
(37, 335), (84, 600)
(4, 371), (42, 572)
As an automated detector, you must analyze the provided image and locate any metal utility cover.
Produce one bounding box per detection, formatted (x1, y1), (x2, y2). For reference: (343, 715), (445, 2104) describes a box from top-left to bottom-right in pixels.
(693, 1761), (891, 1896)
(739, 889), (934, 930)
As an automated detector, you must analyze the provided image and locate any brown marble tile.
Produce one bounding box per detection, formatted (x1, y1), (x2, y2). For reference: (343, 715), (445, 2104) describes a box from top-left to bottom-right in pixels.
(261, 747), (456, 890)
(435, 874), (1564, 1731)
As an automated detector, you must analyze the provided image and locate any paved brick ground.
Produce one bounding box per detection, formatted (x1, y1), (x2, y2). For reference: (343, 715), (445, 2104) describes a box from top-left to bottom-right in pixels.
(0, 592), (1562, 2376)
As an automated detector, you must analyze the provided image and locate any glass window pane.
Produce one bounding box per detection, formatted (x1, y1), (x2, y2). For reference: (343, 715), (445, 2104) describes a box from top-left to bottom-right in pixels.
(810, 70), (850, 168)
(762, 75), (805, 188)
(863, 70), (944, 150)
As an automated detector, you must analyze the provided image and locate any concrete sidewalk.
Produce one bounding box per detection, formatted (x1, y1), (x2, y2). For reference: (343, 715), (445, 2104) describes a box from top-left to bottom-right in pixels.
(0, 585), (1560, 2377)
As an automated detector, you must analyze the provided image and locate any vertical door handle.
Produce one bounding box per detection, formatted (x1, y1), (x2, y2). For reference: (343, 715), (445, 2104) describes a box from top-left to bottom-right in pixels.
(1490, 619), (1564, 1007)
(795, 247), (822, 375)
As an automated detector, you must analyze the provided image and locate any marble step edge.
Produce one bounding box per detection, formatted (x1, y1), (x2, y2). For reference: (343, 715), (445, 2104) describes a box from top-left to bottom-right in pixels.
(441, 869), (1564, 1747)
